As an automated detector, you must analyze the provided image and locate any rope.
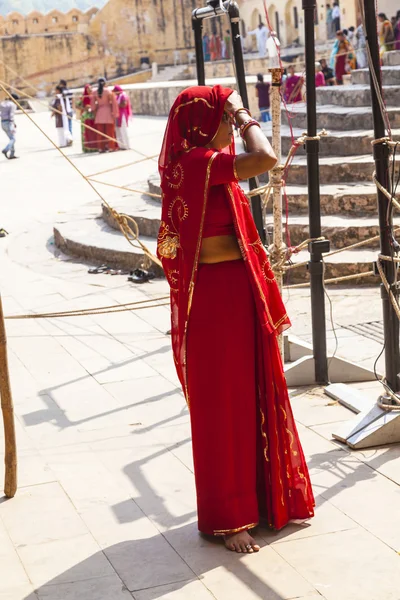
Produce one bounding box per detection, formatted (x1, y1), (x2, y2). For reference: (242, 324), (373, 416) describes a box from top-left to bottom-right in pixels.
(88, 178), (162, 200)
(284, 269), (375, 289)
(0, 78), (159, 164)
(5, 296), (170, 320)
(86, 156), (159, 179)
(0, 83), (162, 269)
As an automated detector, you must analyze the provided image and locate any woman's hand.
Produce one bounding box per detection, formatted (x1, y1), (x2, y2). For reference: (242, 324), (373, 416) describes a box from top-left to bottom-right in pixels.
(225, 90), (243, 115)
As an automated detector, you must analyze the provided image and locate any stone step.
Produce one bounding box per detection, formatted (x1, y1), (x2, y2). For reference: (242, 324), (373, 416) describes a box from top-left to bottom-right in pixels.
(53, 208), (380, 285)
(103, 187), (394, 252)
(53, 218), (163, 275)
(146, 170), (384, 212)
(351, 65), (400, 86)
(266, 214), (400, 250)
(282, 103), (400, 131)
(383, 51), (400, 66)
(316, 84), (399, 107)
(287, 248), (378, 285)
(261, 124), (400, 157)
(278, 154), (399, 185)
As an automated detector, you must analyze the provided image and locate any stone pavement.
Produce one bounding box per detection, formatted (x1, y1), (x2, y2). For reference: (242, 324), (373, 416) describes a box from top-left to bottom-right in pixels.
(1, 112), (400, 600)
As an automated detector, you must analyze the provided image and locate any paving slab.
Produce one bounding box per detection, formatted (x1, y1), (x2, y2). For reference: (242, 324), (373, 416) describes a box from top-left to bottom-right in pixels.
(35, 574), (132, 600)
(274, 528), (400, 600)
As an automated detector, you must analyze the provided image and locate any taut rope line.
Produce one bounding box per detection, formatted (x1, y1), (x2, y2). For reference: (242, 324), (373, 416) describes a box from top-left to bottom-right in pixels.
(0, 82), (162, 269)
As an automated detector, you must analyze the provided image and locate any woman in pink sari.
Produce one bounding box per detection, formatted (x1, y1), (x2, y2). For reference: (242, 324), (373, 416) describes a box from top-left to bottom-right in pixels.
(113, 85), (132, 150)
(157, 85), (314, 554)
(283, 65), (304, 103)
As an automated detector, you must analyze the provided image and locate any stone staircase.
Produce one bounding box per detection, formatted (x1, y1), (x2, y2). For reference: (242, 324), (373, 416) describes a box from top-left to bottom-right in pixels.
(150, 64), (191, 83)
(53, 50), (400, 285)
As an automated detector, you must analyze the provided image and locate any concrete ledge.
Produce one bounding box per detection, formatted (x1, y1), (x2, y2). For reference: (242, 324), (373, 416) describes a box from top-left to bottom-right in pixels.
(282, 103), (400, 131)
(352, 65), (400, 86)
(316, 84), (399, 107)
(54, 219), (163, 276)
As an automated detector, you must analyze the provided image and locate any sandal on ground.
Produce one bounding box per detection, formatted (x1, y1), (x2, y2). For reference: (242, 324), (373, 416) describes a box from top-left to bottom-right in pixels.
(127, 269), (155, 284)
(88, 264), (110, 274)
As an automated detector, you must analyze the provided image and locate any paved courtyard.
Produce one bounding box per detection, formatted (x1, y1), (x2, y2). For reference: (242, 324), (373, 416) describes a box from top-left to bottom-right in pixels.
(1, 111), (400, 600)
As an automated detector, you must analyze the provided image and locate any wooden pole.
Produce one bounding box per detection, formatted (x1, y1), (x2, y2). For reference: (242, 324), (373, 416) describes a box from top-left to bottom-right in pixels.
(0, 295), (17, 498)
(269, 66), (284, 354)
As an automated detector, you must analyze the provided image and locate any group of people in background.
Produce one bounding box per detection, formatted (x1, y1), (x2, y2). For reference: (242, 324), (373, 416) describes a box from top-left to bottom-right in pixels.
(51, 78), (132, 153)
(202, 31), (232, 61)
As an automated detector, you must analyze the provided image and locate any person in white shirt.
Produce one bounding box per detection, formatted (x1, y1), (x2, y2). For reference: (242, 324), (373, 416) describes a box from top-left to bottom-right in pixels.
(248, 23), (269, 58)
(332, 2), (341, 32)
(266, 31), (281, 68)
(0, 94), (18, 160)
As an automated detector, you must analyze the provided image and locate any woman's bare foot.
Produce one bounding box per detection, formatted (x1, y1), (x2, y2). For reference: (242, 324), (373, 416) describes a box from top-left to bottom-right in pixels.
(224, 530), (260, 553)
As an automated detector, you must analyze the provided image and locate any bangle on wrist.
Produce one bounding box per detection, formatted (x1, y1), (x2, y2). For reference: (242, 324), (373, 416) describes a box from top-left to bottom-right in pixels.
(239, 119), (261, 138)
(234, 107), (251, 120)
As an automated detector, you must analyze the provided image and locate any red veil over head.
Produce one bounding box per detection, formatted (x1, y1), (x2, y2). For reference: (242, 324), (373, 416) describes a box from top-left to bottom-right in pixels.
(157, 85), (314, 530)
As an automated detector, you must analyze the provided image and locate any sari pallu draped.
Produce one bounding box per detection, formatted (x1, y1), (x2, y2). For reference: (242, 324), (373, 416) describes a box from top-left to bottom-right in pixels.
(157, 85), (314, 534)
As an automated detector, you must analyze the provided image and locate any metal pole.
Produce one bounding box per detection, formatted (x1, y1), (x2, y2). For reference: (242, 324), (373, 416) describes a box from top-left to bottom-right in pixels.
(302, 0), (329, 383)
(193, 18), (205, 85)
(228, 3), (265, 243)
(363, 0), (400, 393)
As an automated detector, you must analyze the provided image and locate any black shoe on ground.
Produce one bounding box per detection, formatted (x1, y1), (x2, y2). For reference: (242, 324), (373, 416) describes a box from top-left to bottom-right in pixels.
(2, 150), (8, 159)
(8, 155), (18, 160)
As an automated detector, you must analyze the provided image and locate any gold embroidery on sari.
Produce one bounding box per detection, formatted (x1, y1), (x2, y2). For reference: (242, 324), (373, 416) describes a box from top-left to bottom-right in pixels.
(249, 238), (264, 254)
(260, 407), (270, 462)
(262, 259), (276, 283)
(168, 196), (188, 227)
(280, 405), (298, 457)
(233, 157), (239, 181)
(213, 522), (259, 536)
(272, 397), (285, 507)
(173, 97), (214, 118)
(165, 162), (184, 189)
(297, 467), (309, 497)
(157, 222), (179, 260)
(167, 269), (179, 293)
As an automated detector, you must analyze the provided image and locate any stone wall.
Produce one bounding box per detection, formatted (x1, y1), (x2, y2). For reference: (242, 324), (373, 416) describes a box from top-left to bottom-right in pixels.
(89, 0), (205, 75)
(0, 33), (105, 95)
(0, 8), (98, 36)
(124, 78), (261, 118)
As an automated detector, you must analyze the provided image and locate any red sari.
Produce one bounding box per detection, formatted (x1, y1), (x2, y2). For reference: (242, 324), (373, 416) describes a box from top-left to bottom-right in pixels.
(157, 85), (314, 535)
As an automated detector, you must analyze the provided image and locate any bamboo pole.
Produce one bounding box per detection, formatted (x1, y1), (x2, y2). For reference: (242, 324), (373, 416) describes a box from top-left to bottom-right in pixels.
(0, 295), (17, 498)
(269, 66), (285, 355)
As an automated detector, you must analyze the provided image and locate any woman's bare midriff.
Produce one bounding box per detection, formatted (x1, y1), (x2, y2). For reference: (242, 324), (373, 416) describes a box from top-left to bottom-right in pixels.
(199, 235), (242, 264)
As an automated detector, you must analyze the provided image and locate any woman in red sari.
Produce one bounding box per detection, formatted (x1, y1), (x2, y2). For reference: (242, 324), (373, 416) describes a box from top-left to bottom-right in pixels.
(76, 84), (97, 153)
(157, 85), (314, 554)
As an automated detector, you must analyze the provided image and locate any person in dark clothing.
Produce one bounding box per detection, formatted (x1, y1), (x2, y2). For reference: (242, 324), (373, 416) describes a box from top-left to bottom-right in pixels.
(319, 58), (336, 85)
(255, 73), (271, 122)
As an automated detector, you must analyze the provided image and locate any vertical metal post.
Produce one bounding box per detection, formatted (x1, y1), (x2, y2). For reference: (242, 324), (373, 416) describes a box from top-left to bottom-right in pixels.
(363, 0), (400, 393)
(229, 4), (265, 243)
(302, 0), (329, 383)
(193, 19), (205, 85)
